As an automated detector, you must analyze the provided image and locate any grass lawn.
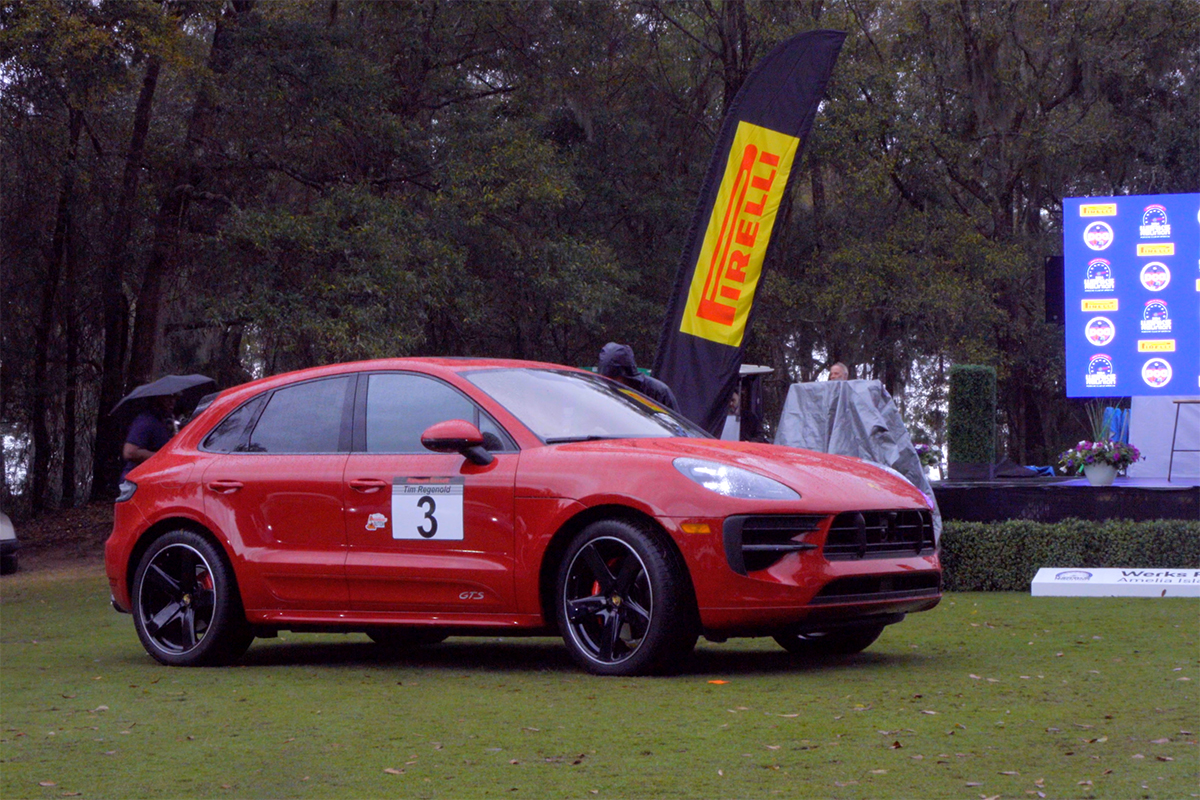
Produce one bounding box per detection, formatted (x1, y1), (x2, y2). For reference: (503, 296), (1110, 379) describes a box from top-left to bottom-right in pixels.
(1, 563), (1196, 799)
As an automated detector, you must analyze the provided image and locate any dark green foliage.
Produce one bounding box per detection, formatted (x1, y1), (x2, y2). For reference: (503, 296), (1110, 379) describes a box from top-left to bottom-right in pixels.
(4, 1), (1199, 513)
(940, 518), (1200, 591)
(947, 365), (996, 465)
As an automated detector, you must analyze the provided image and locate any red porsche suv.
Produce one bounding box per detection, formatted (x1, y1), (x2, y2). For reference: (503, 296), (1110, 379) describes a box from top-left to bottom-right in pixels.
(106, 358), (941, 676)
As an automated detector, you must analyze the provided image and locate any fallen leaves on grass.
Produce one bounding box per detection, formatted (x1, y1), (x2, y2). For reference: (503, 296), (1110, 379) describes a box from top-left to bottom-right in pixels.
(384, 768), (404, 776)
(708, 680), (728, 685)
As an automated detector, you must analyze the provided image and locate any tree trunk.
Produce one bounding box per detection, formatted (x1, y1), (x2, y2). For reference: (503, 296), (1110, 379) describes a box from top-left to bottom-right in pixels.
(31, 105), (83, 513)
(61, 238), (79, 506)
(91, 57), (161, 500)
(127, 6), (250, 385)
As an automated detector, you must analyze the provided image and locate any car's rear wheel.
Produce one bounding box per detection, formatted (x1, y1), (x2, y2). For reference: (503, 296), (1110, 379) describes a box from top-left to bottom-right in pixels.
(367, 628), (448, 648)
(773, 624), (885, 657)
(132, 530), (253, 666)
(556, 519), (697, 676)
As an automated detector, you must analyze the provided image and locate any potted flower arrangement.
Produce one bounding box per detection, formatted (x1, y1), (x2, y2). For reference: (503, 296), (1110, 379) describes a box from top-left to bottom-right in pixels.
(914, 444), (940, 476)
(1058, 401), (1141, 486)
(1058, 439), (1141, 486)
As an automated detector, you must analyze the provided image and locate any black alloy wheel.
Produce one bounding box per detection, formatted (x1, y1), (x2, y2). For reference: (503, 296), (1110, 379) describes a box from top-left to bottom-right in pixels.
(773, 624), (886, 657)
(556, 519), (697, 676)
(132, 530), (252, 666)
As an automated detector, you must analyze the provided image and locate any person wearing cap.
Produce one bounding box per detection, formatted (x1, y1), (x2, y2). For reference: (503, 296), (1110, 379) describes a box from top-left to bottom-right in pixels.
(597, 343), (679, 412)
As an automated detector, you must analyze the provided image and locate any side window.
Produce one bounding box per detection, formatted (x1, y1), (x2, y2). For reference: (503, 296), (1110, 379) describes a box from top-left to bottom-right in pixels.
(248, 376), (352, 453)
(365, 373), (513, 453)
(201, 395), (267, 453)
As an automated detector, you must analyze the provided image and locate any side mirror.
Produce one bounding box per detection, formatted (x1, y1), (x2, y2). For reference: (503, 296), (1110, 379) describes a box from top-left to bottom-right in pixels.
(420, 419), (494, 466)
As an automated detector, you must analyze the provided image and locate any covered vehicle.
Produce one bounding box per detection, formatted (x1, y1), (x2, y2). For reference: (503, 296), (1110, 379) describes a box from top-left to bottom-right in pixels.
(1, 510), (18, 574)
(105, 359), (940, 676)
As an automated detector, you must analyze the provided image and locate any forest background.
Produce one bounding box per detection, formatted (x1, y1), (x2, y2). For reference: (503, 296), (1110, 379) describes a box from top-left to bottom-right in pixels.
(2, 0), (1197, 518)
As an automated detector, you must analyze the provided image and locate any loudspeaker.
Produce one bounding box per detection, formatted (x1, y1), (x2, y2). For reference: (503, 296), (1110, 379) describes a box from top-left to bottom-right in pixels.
(1044, 255), (1064, 324)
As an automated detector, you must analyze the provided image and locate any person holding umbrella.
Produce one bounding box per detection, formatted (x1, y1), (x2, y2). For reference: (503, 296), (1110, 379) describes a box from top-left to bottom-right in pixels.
(121, 395), (177, 479)
(113, 374), (215, 481)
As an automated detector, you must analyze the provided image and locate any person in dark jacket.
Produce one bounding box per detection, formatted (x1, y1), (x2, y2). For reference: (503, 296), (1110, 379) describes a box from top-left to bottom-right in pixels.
(597, 342), (679, 411)
(121, 395), (176, 479)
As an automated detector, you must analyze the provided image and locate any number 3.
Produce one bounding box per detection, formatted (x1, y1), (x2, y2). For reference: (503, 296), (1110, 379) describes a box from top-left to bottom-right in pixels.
(417, 495), (438, 538)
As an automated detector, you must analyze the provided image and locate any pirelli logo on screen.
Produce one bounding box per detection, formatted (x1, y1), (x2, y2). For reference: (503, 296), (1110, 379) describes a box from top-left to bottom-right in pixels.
(1082, 299), (1119, 312)
(1137, 243), (1174, 256)
(1079, 203), (1117, 217)
(681, 121), (800, 346)
(1138, 340), (1176, 352)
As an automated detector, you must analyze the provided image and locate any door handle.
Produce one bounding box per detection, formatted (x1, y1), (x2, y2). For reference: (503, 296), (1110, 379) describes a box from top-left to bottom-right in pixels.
(349, 479), (390, 494)
(206, 480), (243, 494)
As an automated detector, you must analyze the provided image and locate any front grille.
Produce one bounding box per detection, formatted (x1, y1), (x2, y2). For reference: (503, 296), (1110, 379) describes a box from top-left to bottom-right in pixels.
(723, 515), (824, 575)
(810, 572), (942, 604)
(823, 509), (935, 560)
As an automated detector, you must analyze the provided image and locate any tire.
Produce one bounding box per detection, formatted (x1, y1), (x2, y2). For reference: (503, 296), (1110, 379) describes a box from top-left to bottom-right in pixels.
(556, 519), (697, 676)
(0, 552), (17, 575)
(132, 530), (253, 666)
(773, 624), (885, 657)
(367, 628), (448, 648)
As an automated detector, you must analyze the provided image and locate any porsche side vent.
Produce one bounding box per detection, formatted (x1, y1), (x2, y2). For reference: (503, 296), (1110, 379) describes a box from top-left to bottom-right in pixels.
(823, 510), (935, 560)
(810, 572), (942, 604)
(723, 515), (825, 575)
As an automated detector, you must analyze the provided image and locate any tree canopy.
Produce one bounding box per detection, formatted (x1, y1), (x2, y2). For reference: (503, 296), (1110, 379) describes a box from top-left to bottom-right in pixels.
(3, 0), (1196, 514)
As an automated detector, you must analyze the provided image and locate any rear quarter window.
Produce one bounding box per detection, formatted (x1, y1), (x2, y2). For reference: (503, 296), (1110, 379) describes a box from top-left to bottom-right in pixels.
(201, 395), (267, 453)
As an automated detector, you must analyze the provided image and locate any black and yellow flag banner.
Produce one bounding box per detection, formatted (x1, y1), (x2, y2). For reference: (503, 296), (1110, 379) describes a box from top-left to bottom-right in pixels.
(654, 30), (845, 433)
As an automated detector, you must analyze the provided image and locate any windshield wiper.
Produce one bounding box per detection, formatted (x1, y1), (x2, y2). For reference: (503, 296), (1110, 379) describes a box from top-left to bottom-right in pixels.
(544, 435), (623, 444)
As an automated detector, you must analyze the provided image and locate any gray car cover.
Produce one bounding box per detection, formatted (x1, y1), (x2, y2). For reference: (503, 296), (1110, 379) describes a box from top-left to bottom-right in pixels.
(773, 380), (942, 542)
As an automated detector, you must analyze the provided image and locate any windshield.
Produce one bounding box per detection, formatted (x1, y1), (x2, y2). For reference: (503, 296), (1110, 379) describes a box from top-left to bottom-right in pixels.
(464, 368), (712, 443)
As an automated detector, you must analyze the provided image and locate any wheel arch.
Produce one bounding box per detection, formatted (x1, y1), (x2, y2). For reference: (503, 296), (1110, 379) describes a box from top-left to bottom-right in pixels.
(537, 504), (698, 630)
(125, 517), (236, 601)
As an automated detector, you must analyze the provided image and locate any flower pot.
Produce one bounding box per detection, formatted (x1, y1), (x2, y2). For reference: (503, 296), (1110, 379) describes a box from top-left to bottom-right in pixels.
(1083, 463), (1117, 487)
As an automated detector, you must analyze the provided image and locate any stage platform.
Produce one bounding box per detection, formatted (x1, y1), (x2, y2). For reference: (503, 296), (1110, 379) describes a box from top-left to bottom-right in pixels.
(932, 476), (1199, 523)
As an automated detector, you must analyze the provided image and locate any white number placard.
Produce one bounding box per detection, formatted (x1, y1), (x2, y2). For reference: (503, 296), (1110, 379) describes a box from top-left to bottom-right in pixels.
(391, 477), (464, 541)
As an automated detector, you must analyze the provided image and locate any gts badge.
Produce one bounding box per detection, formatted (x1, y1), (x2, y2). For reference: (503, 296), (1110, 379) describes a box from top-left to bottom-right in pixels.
(365, 513), (388, 532)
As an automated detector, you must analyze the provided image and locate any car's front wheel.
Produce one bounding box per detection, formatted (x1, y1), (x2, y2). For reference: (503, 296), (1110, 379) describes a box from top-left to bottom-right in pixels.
(556, 519), (697, 676)
(773, 624), (885, 657)
(132, 530), (253, 666)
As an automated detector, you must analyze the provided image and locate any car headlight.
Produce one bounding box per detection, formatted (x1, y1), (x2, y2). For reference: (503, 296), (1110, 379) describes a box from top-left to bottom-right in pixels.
(673, 458), (800, 500)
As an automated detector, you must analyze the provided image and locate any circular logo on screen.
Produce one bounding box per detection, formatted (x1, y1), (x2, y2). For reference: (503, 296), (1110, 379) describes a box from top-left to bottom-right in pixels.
(1139, 262), (1170, 291)
(1085, 355), (1117, 388)
(1084, 317), (1115, 346)
(1142, 358), (1172, 388)
(1084, 259), (1114, 292)
(1139, 204), (1171, 238)
(1084, 221), (1114, 251)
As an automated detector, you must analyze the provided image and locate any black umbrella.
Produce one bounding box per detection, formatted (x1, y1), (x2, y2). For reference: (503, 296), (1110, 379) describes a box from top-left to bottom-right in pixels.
(110, 374), (216, 416)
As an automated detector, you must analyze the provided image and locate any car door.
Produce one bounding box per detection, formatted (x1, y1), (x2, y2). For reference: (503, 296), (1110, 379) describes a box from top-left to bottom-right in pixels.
(343, 372), (519, 613)
(201, 375), (354, 611)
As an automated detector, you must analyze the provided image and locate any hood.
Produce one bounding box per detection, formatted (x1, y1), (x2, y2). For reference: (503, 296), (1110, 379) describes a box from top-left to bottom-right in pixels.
(597, 343), (640, 379)
(544, 437), (931, 512)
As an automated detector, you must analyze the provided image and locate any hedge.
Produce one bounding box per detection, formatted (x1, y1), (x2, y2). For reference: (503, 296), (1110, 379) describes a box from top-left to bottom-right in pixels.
(947, 364), (996, 465)
(939, 518), (1200, 591)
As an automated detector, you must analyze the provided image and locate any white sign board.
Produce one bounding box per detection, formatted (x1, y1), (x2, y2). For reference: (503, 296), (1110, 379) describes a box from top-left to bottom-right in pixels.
(391, 477), (465, 541)
(1031, 567), (1200, 597)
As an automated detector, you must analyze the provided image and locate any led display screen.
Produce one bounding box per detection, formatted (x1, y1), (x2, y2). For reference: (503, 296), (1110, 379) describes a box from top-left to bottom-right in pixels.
(1063, 193), (1198, 397)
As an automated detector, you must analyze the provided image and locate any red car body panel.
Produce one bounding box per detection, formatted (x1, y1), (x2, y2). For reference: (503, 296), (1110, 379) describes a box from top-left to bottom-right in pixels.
(107, 357), (940, 645)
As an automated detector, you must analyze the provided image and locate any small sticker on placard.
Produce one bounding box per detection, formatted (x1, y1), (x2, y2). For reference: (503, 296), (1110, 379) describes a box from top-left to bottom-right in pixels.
(391, 477), (464, 540)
